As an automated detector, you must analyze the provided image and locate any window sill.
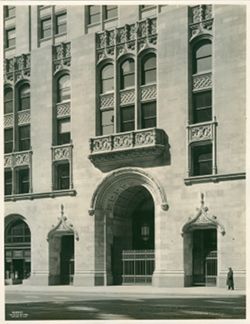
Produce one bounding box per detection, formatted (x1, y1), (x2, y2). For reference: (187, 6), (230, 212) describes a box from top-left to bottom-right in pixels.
(87, 22), (101, 28)
(55, 32), (67, 38)
(40, 36), (52, 42)
(104, 17), (118, 23)
(5, 46), (16, 52)
(184, 172), (245, 185)
(4, 16), (16, 21)
(5, 189), (77, 201)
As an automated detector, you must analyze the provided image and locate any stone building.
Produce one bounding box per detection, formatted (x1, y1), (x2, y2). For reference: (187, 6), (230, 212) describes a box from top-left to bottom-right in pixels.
(3, 4), (246, 288)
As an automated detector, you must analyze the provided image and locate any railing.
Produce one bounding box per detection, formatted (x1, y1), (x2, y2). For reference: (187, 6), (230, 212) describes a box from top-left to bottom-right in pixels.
(122, 250), (155, 284)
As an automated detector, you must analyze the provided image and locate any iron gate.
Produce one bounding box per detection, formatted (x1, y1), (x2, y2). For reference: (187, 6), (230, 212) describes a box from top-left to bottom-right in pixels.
(122, 250), (155, 284)
(205, 250), (217, 286)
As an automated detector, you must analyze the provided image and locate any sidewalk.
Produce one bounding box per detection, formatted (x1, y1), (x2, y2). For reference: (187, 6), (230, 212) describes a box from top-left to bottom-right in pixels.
(5, 284), (245, 297)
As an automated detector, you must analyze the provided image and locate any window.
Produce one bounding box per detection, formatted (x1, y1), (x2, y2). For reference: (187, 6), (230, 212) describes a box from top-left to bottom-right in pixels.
(5, 6), (15, 18)
(101, 64), (114, 93)
(4, 170), (12, 196)
(6, 219), (31, 243)
(55, 13), (67, 35)
(18, 125), (30, 151)
(120, 58), (135, 89)
(104, 5), (118, 20)
(57, 118), (71, 145)
(141, 5), (155, 10)
(4, 88), (13, 114)
(57, 74), (70, 102)
(4, 128), (13, 153)
(16, 168), (30, 194)
(141, 53), (156, 85)
(141, 102), (156, 128)
(193, 90), (212, 123)
(6, 28), (16, 48)
(41, 17), (52, 39)
(101, 110), (114, 135)
(88, 6), (100, 25)
(191, 144), (212, 176)
(55, 162), (70, 190)
(121, 106), (135, 132)
(18, 84), (30, 111)
(193, 41), (212, 74)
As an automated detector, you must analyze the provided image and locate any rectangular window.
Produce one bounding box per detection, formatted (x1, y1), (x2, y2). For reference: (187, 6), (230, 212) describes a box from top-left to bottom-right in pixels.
(4, 170), (12, 196)
(4, 128), (13, 153)
(104, 5), (118, 20)
(17, 168), (30, 194)
(55, 12), (67, 35)
(88, 6), (100, 25)
(5, 6), (15, 18)
(19, 125), (30, 151)
(55, 162), (70, 190)
(57, 118), (71, 145)
(191, 144), (212, 176)
(120, 106), (135, 132)
(41, 17), (52, 39)
(6, 28), (16, 48)
(141, 102), (156, 128)
(101, 109), (114, 135)
(193, 91), (212, 123)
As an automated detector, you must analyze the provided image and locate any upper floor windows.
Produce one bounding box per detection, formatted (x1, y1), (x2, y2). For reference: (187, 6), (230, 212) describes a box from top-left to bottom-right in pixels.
(18, 84), (30, 111)
(57, 74), (70, 102)
(120, 58), (135, 90)
(5, 28), (16, 48)
(101, 64), (114, 93)
(4, 88), (13, 114)
(41, 17), (52, 39)
(55, 12), (67, 35)
(193, 40), (212, 74)
(4, 128), (13, 154)
(104, 5), (118, 20)
(4, 6), (15, 19)
(88, 5), (101, 25)
(141, 53), (156, 85)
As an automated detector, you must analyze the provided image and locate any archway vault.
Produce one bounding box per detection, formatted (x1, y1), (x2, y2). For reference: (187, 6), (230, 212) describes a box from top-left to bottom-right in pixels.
(89, 167), (168, 215)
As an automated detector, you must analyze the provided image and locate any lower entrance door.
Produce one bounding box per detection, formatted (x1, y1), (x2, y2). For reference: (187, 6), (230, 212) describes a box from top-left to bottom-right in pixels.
(60, 235), (74, 285)
(192, 228), (217, 286)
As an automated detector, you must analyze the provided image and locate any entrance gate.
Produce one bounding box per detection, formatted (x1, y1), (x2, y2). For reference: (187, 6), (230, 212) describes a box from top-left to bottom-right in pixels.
(122, 250), (155, 284)
(205, 250), (217, 286)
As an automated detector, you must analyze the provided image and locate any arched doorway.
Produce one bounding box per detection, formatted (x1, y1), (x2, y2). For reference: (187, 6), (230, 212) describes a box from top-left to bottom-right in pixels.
(90, 167), (168, 286)
(5, 215), (31, 284)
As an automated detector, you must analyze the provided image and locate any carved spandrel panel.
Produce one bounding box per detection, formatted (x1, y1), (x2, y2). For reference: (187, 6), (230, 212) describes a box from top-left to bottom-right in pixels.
(4, 155), (13, 168)
(140, 84), (157, 101)
(91, 137), (112, 153)
(14, 152), (31, 167)
(193, 73), (212, 91)
(120, 89), (135, 105)
(113, 133), (133, 149)
(53, 146), (71, 161)
(100, 93), (114, 109)
(189, 124), (213, 143)
(17, 110), (31, 125)
(4, 114), (14, 128)
(135, 130), (155, 146)
(56, 102), (71, 117)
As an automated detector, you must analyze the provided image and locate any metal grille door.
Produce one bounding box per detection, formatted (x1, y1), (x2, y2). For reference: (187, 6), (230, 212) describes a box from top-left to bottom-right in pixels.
(205, 250), (217, 286)
(122, 250), (155, 284)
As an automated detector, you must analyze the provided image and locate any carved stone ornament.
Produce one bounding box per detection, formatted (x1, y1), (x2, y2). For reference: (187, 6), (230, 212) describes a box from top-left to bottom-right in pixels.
(14, 152), (31, 167)
(53, 42), (71, 73)
(182, 193), (226, 235)
(189, 123), (213, 143)
(47, 204), (79, 241)
(4, 53), (31, 84)
(52, 145), (71, 161)
(193, 72), (212, 91)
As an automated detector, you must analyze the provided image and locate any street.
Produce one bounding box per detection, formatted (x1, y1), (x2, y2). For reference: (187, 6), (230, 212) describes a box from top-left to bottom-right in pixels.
(5, 288), (246, 320)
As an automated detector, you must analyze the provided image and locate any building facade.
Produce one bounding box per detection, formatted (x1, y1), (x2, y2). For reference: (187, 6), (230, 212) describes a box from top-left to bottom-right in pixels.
(3, 4), (246, 288)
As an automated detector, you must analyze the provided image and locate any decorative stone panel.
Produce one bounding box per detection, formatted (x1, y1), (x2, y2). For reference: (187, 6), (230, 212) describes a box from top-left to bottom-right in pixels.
(89, 128), (167, 172)
(13, 151), (32, 167)
(189, 5), (213, 40)
(100, 93), (114, 109)
(17, 110), (31, 125)
(96, 17), (157, 63)
(4, 154), (13, 168)
(53, 42), (71, 73)
(56, 102), (71, 118)
(140, 84), (157, 101)
(193, 72), (212, 91)
(52, 144), (72, 161)
(120, 89), (135, 106)
(4, 53), (31, 84)
(4, 114), (14, 128)
(188, 121), (215, 143)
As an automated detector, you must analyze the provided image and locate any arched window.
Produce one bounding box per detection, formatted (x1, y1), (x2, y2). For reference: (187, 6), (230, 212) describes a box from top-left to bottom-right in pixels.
(141, 53), (156, 85)
(101, 63), (114, 93)
(57, 74), (70, 103)
(193, 40), (212, 74)
(5, 219), (31, 243)
(4, 87), (13, 114)
(18, 84), (30, 111)
(120, 58), (135, 89)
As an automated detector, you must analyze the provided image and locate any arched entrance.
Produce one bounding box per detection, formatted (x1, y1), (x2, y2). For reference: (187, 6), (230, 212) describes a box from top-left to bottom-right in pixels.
(90, 167), (168, 286)
(47, 205), (78, 285)
(182, 194), (225, 287)
(5, 215), (31, 285)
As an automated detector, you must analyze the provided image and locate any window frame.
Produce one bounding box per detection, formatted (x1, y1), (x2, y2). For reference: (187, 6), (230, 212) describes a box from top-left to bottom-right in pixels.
(192, 40), (212, 75)
(120, 105), (135, 132)
(16, 167), (30, 194)
(104, 5), (118, 21)
(141, 53), (157, 86)
(40, 16), (52, 39)
(57, 117), (71, 145)
(120, 58), (135, 90)
(4, 6), (16, 19)
(100, 63), (114, 94)
(4, 169), (12, 196)
(5, 219), (31, 243)
(191, 142), (213, 176)
(141, 101), (157, 129)
(88, 5), (101, 25)
(55, 12), (67, 35)
(57, 74), (70, 103)
(54, 161), (70, 190)
(5, 28), (16, 48)
(18, 125), (31, 152)
(4, 128), (13, 154)
(18, 84), (30, 111)
(4, 87), (13, 114)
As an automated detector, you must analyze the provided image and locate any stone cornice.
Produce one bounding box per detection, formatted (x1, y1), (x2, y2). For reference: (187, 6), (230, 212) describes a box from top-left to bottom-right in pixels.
(184, 172), (245, 185)
(5, 189), (77, 202)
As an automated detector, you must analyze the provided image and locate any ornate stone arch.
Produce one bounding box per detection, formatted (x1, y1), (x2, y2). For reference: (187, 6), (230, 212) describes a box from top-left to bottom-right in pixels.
(182, 193), (226, 235)
(5, 213), (31, 232)
(89, 167), (168, 215)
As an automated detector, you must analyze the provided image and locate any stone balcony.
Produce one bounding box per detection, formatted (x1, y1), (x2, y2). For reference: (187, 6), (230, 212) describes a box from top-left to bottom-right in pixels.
(89, 128), (168, 172)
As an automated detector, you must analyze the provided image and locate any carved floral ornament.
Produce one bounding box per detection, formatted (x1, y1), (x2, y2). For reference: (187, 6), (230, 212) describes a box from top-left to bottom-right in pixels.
(88, 167), (168, 216)
(182, 193), (226, 236)
(47, 204), (79, 241)
(189, 5), (213, 42)
(4, 53), (31, 84)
